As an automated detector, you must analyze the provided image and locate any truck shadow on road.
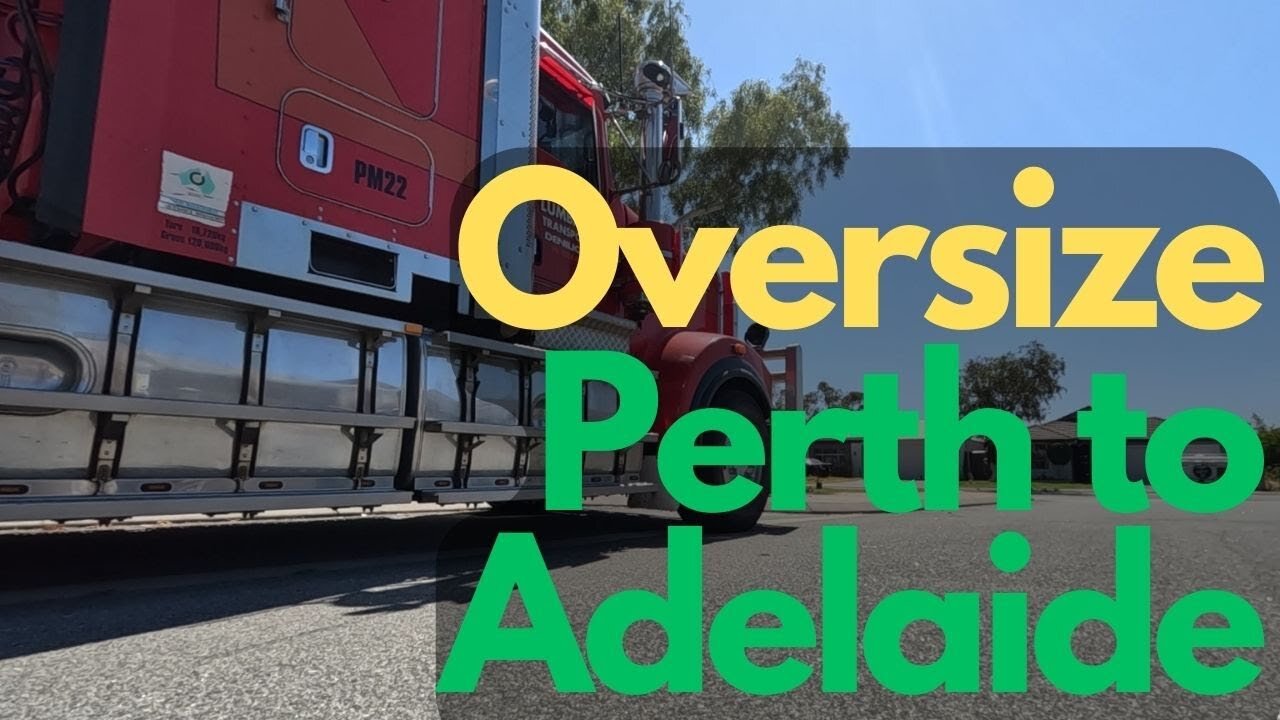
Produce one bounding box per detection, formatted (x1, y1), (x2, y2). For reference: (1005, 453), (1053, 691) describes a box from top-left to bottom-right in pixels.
(332, 512), (797, 617)
(0, 508), (796, 660)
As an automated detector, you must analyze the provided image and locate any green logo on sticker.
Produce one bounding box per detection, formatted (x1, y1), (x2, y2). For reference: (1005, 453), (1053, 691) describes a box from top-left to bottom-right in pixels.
(176, 168), (216, 197)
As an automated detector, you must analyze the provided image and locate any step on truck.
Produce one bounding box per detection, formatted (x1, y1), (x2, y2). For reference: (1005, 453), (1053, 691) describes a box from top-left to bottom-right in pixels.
(0, 1), (799, 532)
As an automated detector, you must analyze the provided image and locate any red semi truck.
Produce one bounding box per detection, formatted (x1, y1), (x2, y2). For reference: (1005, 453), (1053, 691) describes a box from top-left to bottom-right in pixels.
(0, 1), (798, 531)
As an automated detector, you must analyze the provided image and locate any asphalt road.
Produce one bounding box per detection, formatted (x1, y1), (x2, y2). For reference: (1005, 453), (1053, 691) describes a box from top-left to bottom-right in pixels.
(1, 492), (1279, 719)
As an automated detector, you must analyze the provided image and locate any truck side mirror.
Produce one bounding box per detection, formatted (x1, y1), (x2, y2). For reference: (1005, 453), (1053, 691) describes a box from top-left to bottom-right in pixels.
(745, 323), (770, 349)
(663, 97), (685, 185)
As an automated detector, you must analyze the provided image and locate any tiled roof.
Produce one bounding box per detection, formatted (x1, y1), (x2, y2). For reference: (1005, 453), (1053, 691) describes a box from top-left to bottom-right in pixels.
(1032, 407), (1168, 442)
(1028, 420), (1077, 442)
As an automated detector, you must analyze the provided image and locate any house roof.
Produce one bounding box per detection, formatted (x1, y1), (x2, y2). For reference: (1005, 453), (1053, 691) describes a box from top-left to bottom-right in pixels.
(1030, 407), (1168, 441)
(810, 408), (1172, 446)
(1028, 420), (1078, 442)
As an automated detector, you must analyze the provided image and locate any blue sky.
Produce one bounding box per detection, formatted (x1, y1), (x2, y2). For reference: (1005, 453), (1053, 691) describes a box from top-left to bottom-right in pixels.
(682, 0), (1279, 422)
(685, 0), (1280, 165)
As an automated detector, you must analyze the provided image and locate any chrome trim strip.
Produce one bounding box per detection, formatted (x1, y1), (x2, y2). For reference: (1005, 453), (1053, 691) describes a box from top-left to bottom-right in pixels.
(425, 483), (662, 504)
(0, 490), (415, 523)
(443, 330), (545, 360)
(477, 0), (540, 296)
(0, 389), (416, 429)
(0, 240), (410, 333)
(422, 421), (546, 439)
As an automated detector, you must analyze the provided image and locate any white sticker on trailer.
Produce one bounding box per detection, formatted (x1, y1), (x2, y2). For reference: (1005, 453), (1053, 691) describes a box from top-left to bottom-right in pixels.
(157, 151), (233, 228)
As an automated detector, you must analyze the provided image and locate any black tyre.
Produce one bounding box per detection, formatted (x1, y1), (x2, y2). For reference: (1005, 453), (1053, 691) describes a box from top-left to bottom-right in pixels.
(676, 388), (770, 533)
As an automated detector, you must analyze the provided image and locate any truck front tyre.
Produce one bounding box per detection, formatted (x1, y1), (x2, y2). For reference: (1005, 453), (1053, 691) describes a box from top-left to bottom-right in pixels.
(676, 388), (770, 534)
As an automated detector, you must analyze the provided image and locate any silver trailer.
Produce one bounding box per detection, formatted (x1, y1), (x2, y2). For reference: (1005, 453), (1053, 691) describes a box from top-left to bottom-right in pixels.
(0, 239), (657, 523)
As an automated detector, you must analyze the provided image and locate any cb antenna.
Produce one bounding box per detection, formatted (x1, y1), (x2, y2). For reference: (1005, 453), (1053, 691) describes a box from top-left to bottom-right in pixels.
(616, 12), (626, 91)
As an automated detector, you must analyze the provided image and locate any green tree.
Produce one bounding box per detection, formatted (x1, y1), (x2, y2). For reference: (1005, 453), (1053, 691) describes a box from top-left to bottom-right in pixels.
(802, 381), (863, 419)
(543, 0), (708, 130)
(671, 60), (850, 234)
(541, 0), (849, 230)
(960, 341), (1066, 424)
(1252, 415), (1280, 469)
